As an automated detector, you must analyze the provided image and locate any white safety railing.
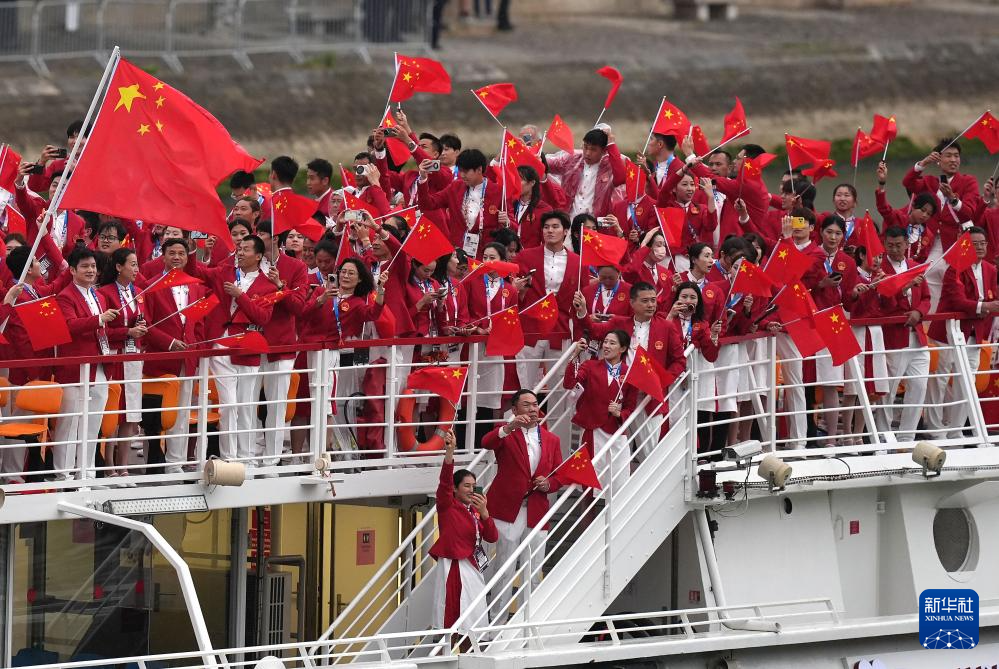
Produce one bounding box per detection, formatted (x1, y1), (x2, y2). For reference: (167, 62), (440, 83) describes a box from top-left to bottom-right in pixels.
(0, 0), (432, 76)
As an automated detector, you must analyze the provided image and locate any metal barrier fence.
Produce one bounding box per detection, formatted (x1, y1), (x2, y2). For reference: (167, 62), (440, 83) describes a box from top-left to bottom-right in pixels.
(0, 0), (431, 76)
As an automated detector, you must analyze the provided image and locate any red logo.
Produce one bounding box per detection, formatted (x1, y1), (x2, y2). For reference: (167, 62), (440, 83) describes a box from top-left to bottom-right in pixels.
(654, 341), (664, 350)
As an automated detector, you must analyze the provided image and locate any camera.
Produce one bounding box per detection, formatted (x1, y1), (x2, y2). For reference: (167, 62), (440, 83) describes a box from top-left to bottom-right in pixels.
(26, 163), (45, 175)
(354, 165), (367, 176)
(52, 148), (68, 159)
(426, 160), (440, 172)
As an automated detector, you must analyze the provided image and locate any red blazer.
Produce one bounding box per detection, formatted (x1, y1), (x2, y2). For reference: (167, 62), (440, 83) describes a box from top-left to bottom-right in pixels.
(184, 258), (276, 366)
(546, 143), (627, 218)
(803, 249), (859, 310)
(301, 289), (384, 346)
(417, 177), (503, 251)
(360, 233), (415, 336)
(669, 317), (720, 362)
(429, 461), (498, 561)
(645, 155), (684, 200)
(263, 254), (308, 362)
(929, 263), (998, 343)
(540, 176), (568, 211)
(55, 283), (117, 383)
(405, 276), (447, 336)
(5, 283), (56, 385)
(481, 424), (563, 528)
(875, 190), (934, 262)
(516, 245), (581, 345)
(611, 195), (658, 236)
(655, 169), (718, 248)
(880, 258), (930, 349)
(510, 198), (554, 250)
(466, 274), (516, 322)
(622, 246), (674, 303)
(977, 206), (999, 265)
(563, 358), (638, 433)
(142, 282), (209, 377)
(438, 278), (471, 330)
(581, 279), (632, 318)
(902, 167), (981, 249)
(17, 187), (88, 257)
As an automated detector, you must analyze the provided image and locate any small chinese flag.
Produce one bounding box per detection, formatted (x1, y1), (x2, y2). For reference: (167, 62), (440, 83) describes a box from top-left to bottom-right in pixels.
(784, 316), (824, 358)
(406, 365), (468, 405)
(741, 153), (777, 182)
(459, 260), (521, 285)
(335, 228), (355, 269)
(851, 128), (885, 167)
(813, 305), (861, 366)
(802, 159), (838, 185)
(764, 239), (814, 285)
(14, 297), (72, 350)
(651, 99), (691, 138)
(722, 97), (749, 144)
(690, 125), (711, 158)
(339, 163), (356, 189)
(251, 288), (296, 308)
(179, 293), (220, 322)
(774, 280), (817, 320)
(146, 268), (202, 294)
(942, 232), (977, 272)
(487, 307), (524, 356)
(520, 292), (559, 336)
(503, 130), (546, 177)
(388, 206), (417, 229)
(871, 114), (898, 145)
(389, 54), (451, 103)
(4, 204), (26, 237)
(272, 189), (324, 241)
(876, 263), (929, 297)
(379, 109), (412, 166)
(625, 345), (668, 403)
(849, 211), (885, 258)
(623, 156), (647, 204)
(580, 228), (628, 268)
(596, 66), (623, 109)
(964, 111), (999, 154)
(553, 448), (602, 490)
(474, 83), (518, 117)
(546, 114), (575, 154)
(215, 331), (270, 354)
(655, 207), (684, 250)
(344, 190), (380, 218)
(731, 260), (777, 297)
(785, 133), (831, 168)
(401, 219), (454, 265)
(0, 144), (22, 192)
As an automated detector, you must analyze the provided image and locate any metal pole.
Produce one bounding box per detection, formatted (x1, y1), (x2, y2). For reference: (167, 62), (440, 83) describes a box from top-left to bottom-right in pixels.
(196, 358), (210, 464)
(78, 364), (91, 482)
(385, 346), (397, 457)
(464, 343), (481, 453)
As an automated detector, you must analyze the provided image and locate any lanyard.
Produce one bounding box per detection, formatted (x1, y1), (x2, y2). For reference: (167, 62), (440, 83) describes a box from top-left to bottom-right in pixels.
(680, 317), (693, 342)
(713, 260), (727, 278)
(117, 282), (137, 320)
(628, 203), (640, 230)
(152, 237), (162, 258)
(592, 280), (620, 314)
(235, 267), (243, 283)
(463, 178), (488, 232)
(824, 253), (836, 274)
(484, 275), (505, 316)
(23, 284), (38, 300)
(445, 279), (458, 323)
(332, 296), (343, 338)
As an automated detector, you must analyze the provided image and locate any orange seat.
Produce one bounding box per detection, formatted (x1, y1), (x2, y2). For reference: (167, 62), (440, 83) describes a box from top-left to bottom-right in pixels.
(0, 381), (63, 441)
(285, 372), (300, 423)
(0, 377), (11, 409)
(142, 375), (181, 431)
(189, 378), (221, 427)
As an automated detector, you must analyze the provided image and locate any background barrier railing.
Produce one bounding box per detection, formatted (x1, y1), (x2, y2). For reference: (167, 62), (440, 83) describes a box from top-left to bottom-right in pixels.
(0, 0), (431, 76)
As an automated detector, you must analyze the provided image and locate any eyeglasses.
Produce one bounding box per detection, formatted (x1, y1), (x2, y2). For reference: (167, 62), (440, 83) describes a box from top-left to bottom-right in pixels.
(98, 235), (120, 242)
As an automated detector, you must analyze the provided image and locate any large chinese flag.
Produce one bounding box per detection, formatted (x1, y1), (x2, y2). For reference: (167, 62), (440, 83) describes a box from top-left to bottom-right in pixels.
(785, 133), (831, 168)
(741, 153), (777, 182)
(813, 305), (861, 366)
(581, 228), (628, 268)
(774, 281), (817, 320)
(0, 145), (21, 193)
(656, 207), (684, 250)
(144, 268), (202, 295)
(520, 292), (559, 336)
(722, 97), (749, 143)
(272, 189), (325, 242)
(851, 129), (884, 166)
(553, 449), (602, 490)
(401, 219), (454, 265)
(60, 58), (262, 249)
(546, 114), (574, 153)
(406, 366), (468, 405)
(942, 232), (976, 272)
(876, 263), (929, 297)
(503, 130), (546, 177)
(964, 111), (999, 154)
(624, 345), (668, 403)
(15, 296), (72, 350)
(651, 99), (691, 138)
(179, 293), (220, 323)
(487, 307), (524, 356)
(474, 83), (518, 117)
(870, 114), (898, 144)
(389, 54), (451, 103)
(764, 239), (814, 285)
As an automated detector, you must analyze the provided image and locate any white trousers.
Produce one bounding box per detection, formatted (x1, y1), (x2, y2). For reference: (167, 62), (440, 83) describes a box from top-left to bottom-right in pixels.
(593, 426), (629, 489)
(163, 378), (194, 472)
(630, 412), (666, 460)
(52, 366), (109, 478)
(260, 357), (296, 466)
(210, 352), (262, 463)
(879, 335), (930, 442)
(432, 557), (488, 631)
(926, 335), (978, 439)
(489, 505), (548, 609)
(516, 339), (570, 447)
(776, 334), (806, 449)
(1, 405), (28, 478)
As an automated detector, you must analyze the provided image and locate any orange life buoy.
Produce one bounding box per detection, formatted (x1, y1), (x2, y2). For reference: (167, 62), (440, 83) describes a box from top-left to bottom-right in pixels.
(396, 388), (457, 452)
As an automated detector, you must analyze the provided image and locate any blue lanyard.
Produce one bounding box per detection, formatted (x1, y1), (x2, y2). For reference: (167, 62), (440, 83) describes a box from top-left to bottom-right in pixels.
(845, 218), (855, 239)
(628, 203), (640, 230)
(484, 275), (504, 315)
(332, 296), (343, 337)
(714, 260), (727, 277)
(727, 291), (742, 308)
(514, 200), (521, 217)
(592, 280), (620, 313)
(22, 284), (38, 299)
(606, 361), (622, 380)
(117, 282), (136, 316)
(824, 254), (835, 274)
(235, 267), (243, 283)
(89, 287), (101, 313)
(681, 317), (693, 341)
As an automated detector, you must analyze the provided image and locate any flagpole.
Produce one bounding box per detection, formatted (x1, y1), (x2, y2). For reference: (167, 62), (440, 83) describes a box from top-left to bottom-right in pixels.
(373, 205), (418, 222)
(881, 138), (891, 162)
(382, 52), (400, 120)
(594, 107), (607, 128)
(464, 291), (551, 328)
(641, 97), (666, 154)
(470, 89), (506, 130)
(17, 46), (121, 287)
(499, 126), (508, 214)
(989, 156), (999, 185)
(148, 294), (211, 328)
(700, 126), (752, 159)
(852, 127), (862, 188)
(119, 267), (183, 311)
(939, 111), (988, 153)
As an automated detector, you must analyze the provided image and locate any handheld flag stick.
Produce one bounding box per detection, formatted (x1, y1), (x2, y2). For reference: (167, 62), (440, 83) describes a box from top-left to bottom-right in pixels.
(148, 294), (212, 328)
(470, 89), (506, 129)
(939, 111), (989, 153)
(852, 127), (862, 188)
(641, 97), (667, 154)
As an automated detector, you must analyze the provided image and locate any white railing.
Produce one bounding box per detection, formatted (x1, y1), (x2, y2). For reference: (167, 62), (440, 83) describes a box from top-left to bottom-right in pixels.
(0, 0), (432, 76)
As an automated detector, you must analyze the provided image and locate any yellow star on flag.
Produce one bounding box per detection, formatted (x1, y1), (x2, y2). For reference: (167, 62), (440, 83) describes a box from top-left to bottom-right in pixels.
(582, 232), (594, 243)
(137, 123), (151, 136)
(155, 96), (165, 108)
(507, 138), (516, 149)
(778, 249), (788, 259)
(155, 120), (164, 133)
(153, 81), (164, 91)
(541, 298), (551, 309)
(663, 109), (673, 119)
(451, 369), (463, 378)
(115, 84), (146, 112)
(478, 91), (488, 98)
(830, 313), (839, 323)
(403, 72), (412, 82)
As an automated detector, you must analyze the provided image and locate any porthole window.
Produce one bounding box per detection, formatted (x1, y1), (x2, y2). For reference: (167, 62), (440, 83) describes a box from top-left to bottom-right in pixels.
(933, 508), (978, 573)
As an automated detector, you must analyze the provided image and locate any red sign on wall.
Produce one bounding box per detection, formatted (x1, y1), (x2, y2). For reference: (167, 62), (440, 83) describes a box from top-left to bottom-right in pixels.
(356, 529), (375, 566)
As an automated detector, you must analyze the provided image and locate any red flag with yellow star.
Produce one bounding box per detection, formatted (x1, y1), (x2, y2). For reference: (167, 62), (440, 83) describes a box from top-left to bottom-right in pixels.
(14, 296), (72, 350)
(741, 153), (776, 182)
(942, 231), (977, 271)
(344, 190), (380, 218)
(581, 228), (628, 269)
(553, 448), (602, 490)
(773, 280), (817, 320)
(0, 144), (21, 193)
(655, 206), (684, 250)
(458, 259), (521, 285)
(546, 114), (574, 153)
(474, 83), (518, 117)
(730, 260), (777, 297)
(764, 239), (813, 285)
(406, 365), (468, 405)
(272, 189), (324, 241)
(389, 54), (451, 103)
(215, 331), (270, 354)
(784, 316), (824, 358)
(623, 156), (647, 203)
(871, 114), (898, 145)
(145, 268), (202, 294)
(521, 292), (559, 336)
(401, 219), (453, 265)
(3, 204), (26, 237)
(849, 210), (884, 258)
(813, 305), (860, 366)
(487, 307), (525, 356)
(875, 263), (929, 297)
(785, 133), (831, 168)
(178, 293), (220, 323)
(651, 98), (691, 138)
(850, 128), (884, 167)
(379, 109), (413, 166)
(802, 159), (838, 185)
(624, 345), (668, 403)
(722, 97), (749, 144)
(59, 58), (262, 249)
(503, 130), (546, 177)
(964, 111), (999, 154)
(690, 125), (711, 158)
(339, 163), (356, 189)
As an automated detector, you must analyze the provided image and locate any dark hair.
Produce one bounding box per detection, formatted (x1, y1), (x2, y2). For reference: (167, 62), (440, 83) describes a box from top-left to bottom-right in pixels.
(314, 239), (337, 259)
(255, 219), (272, 236)
(4, 232), (27, 247)
(271, 156), (299, 185)
(543, 210), (572, 231)
(67, 246), (97, 268)
(687, 241), (710, 260)
(642, 229), (665, 249)
(884, 225), (907, 240)
(229, 219), (253, 234)
(652, 133), (677, 150)
(455, 149), (488, 172)
(569, 213), (596, 254)
(306, 158), (333, 181)
(852, 244), (870, 269)
(162, 237), (189, 253)
(338, 257), (375, 297)
(229, 170), (255, 190)
(97, 221), (126, 241)
(934, 138), (960, 154)
(821, 215), (846, 232)
(100, 247), (137, 285)
(510, 389), (538, 408)
(517, 165), (541, 214)
(603, 329), (631, 352)
(912, 192), (938, 215)
(741, 143), (766, 159)
(241, 234), (266, 256)
(432, 251), (455, 284)
(582, 128), (609, 149)
(5, 245), (32, 278)
(440, 134), (462, 152)
(832, 183), (858, 201)
(709, 149), (732, 162)
(483, 241), (508, 261)
(67, 119), (84, 138)
(453, 469), (475, 488)
(354, 151), (374, 163)
(630, 281), (657, 300)
(491, 227), (521, 254)
(418, 132), (443, 155)
(719, 236), (749, 259)
(672, 281), (706, 321)
(969, 225), (987, 237)
(742, 233), (769, 261)
(234, 196), (261, 214)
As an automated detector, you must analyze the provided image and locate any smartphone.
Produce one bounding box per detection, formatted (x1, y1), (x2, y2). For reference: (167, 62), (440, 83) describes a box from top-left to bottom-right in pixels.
(27, 163), (45, 175)
(52, 148), (68, 159)
(790, 216), (807, 229)
(596, 217), (612, 227)
(327, 273), (338, 288)
(344, 210), (363, 223)
(473, 485), (484, 495)
(829, 271), (842, 281)
(190, 231), (208, 240)
(593, 313), (612, 322)
(427, 160), (440, 172)
(940, 174), (949, 184)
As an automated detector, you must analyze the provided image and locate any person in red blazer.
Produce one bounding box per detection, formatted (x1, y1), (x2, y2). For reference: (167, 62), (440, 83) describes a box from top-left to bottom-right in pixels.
(481, 389), (563, 601)
(500, 165), (553, 250)
(14, 167), (88, 258)
(581, 266), (632, 320)
(51, 248), (120, 481)
(185, 235), (276, 467)
(142, 238), (208, 474)
(416, 149), (502, 254)
(654, 170), (718, 269)
(563, 331), (638, 487)
(430, 432), (497, 630)
(875, 170), (938, 263)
